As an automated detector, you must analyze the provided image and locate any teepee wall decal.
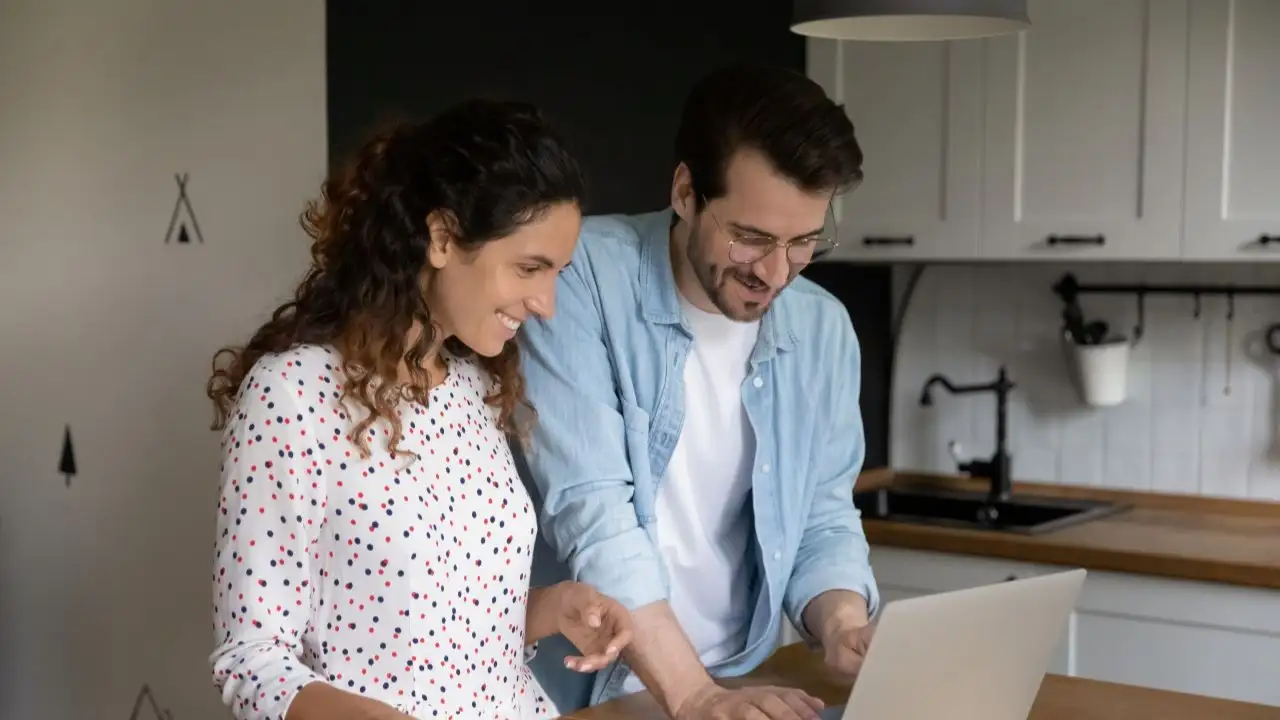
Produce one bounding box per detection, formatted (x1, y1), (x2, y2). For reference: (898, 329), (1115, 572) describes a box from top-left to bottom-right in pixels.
(127, 684), (174, 720)
(58, 425), (77, 488)
(164, 173), (205, 244)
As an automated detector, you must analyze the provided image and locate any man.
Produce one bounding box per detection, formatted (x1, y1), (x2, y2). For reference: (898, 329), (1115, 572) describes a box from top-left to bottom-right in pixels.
(515, 64), (879, 720)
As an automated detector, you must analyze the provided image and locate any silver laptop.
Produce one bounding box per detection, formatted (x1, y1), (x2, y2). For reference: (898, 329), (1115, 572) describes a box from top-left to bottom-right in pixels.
(819, 568), (1086, 720)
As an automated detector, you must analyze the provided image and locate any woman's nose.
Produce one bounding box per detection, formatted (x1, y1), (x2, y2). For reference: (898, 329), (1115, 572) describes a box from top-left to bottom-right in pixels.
(527, 283), (556, 319)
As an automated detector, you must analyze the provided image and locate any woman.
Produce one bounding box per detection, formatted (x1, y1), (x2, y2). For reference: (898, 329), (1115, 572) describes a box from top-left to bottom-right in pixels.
(206, 98), (630, 720)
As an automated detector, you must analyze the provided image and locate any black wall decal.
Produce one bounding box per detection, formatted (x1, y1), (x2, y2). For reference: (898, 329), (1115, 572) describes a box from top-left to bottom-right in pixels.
(163, 173), (204, 244)
(127, 684), (173, 720)
(58, 425), (77, 487)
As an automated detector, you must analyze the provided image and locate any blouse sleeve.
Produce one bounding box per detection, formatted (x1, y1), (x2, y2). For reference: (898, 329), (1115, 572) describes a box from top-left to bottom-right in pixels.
(209, 355), (330, 720)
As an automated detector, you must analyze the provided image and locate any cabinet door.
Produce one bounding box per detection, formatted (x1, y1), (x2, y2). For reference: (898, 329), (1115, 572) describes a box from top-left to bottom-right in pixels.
(806, 39), (983, 261)
(980, 0), (1189, 260)
(1183, 0), (1280, 260)
(1073, 570), (1280, 705)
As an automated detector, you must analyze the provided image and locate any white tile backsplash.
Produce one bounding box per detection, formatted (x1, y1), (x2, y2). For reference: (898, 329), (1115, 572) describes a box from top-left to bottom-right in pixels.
(890, 263), (1280, 500)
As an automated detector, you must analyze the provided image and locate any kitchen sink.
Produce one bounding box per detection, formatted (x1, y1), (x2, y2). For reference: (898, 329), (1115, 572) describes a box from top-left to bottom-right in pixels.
(853, 486), (1128, 535)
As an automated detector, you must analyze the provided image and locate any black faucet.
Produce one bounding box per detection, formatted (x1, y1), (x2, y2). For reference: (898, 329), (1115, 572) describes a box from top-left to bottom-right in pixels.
(919, 366), (1016, 504)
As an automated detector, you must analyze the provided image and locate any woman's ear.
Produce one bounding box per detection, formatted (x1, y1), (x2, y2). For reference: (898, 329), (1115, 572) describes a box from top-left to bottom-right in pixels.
(426, 209), (457, 270)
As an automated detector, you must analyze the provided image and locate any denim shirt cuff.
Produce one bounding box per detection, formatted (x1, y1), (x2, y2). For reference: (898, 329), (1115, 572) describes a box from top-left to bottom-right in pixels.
(579, 551), (668, 612)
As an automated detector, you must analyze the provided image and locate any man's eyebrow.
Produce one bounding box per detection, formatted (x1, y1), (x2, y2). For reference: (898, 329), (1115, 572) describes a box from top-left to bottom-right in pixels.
(524, 254), (572, 269)
(729, 222), (826, 241)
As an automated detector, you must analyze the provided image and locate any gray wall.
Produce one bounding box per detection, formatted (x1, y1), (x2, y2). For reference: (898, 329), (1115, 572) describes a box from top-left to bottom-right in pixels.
(0, 2), (327, 717)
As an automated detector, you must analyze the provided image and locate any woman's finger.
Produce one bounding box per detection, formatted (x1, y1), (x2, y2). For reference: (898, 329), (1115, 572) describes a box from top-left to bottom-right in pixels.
(606, 625), (633, 654)
(567, 652), (614, 672)
(575, 600), (603, 629)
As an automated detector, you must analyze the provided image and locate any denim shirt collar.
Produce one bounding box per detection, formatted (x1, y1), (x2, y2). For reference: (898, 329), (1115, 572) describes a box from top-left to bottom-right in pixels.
(637, 207), (798, 362)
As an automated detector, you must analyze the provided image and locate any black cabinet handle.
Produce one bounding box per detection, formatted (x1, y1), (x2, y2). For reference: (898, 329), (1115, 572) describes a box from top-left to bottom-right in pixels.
(1004, 574), (1018, 582)
(862, 235), (915, 247)
(1047, 234), (1106, 246)
(1258, 234), (1280, 246)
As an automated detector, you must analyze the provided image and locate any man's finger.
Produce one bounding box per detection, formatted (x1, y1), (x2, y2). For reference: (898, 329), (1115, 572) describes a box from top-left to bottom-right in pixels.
(753, 693), (805, 720)
(778, 691), (824, 719)
(792, 690), (825, 712)
(825, 646), (863, 676)
(855, 622), (876, 651)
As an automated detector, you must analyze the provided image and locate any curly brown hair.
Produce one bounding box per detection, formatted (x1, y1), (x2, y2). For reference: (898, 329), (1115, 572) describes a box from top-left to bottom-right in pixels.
(206, 98), (586, 460)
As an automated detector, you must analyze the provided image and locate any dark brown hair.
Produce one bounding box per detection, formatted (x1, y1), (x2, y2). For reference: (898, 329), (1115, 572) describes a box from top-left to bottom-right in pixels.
(206, 98), (586, 459)
(675, 63), (863, 209)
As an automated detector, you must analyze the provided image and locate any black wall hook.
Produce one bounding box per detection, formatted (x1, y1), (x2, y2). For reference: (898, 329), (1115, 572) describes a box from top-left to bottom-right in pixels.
(1051, 273), (1280, 346)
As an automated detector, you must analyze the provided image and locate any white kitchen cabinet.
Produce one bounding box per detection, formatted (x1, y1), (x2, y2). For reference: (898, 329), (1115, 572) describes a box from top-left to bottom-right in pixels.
(1183, 0), (1280, 261)
(979, 0), (1189, 260)
(805, 38), (983, 261)
(866, 546), (1280, 706)
(1072, 570), (1280, 706)
(807, 0), (1280, 263)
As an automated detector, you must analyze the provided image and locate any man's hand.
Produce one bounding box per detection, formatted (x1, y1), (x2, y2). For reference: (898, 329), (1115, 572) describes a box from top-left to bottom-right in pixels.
(675, 681), (825, 720)
(820, 620), (875, 682)
(801, 589), (874, 682)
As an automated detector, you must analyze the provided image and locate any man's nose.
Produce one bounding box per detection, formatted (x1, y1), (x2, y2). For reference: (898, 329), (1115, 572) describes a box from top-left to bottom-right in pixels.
(753, 245), (792, 288)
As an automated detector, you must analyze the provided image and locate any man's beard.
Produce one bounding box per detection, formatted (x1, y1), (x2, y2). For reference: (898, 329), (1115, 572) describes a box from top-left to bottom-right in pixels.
(686, 222), (776, 323)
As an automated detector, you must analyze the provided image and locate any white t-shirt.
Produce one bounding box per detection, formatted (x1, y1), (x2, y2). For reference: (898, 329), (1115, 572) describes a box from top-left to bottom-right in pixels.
(622, 297), (760, 692)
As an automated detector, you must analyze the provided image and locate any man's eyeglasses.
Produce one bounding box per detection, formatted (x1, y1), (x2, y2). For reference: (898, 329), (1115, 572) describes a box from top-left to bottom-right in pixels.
(704, 201), (839, 266)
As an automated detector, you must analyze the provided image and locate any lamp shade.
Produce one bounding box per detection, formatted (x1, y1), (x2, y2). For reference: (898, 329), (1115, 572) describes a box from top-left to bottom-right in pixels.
(792, 0), (1030, 41)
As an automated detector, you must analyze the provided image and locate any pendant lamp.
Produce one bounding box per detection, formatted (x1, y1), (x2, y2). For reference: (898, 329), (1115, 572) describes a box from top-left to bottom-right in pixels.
(792, 0), (1030, 41)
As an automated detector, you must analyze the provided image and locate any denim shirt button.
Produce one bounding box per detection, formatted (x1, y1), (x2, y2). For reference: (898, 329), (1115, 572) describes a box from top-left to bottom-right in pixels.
(752, 376), (764, 388)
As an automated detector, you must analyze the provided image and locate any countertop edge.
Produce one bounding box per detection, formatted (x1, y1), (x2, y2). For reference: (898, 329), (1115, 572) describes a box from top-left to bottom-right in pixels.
(856, 468), (1280, 591)
(862, 522), (1280, 590)
(558, 643), (1279, 719)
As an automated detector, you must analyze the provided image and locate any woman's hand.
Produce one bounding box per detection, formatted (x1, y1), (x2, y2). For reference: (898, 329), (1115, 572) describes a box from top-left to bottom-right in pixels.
(551, 582), (634, 672)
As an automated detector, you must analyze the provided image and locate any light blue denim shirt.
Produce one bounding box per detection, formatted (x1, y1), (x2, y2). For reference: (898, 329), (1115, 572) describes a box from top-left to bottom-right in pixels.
(514, 208), (879, 711)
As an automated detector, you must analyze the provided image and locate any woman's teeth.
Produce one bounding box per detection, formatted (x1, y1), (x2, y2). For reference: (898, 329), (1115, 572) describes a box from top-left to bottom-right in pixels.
(498, 312), (522, 331)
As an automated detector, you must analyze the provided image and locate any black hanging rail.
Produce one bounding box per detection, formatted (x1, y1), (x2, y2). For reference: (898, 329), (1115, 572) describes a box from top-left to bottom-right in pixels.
(1052, 272), (1280, 344)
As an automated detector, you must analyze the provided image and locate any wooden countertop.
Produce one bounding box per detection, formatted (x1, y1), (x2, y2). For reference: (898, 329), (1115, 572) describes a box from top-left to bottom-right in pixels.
(856, 469), (1280, 589)
(560, 643), (1278, 719)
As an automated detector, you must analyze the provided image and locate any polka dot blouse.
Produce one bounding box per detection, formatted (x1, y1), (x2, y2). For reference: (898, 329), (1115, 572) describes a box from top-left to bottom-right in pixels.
(210, 345), (556, 720)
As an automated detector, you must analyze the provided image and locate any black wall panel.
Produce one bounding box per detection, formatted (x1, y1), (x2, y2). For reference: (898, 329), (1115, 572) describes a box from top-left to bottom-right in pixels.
(326, 1), (892, 467)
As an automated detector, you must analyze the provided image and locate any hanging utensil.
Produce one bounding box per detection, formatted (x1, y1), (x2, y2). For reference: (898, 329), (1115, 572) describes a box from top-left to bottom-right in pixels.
(1082, 320), (1109, 344)
(1224, 293), (1235, 396)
